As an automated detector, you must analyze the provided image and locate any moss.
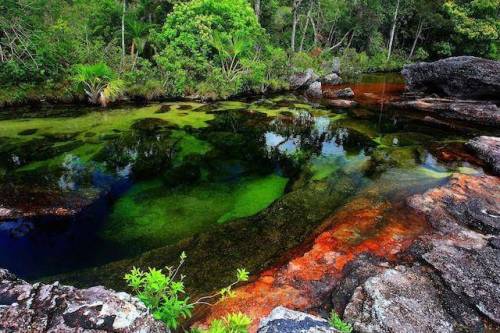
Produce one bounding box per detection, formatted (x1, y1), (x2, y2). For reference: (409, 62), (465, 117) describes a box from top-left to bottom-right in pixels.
(99, 174), (288, 253)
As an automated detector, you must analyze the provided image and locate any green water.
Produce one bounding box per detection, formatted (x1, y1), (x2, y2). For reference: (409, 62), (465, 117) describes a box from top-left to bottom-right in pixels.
(0, 79), (491, 292)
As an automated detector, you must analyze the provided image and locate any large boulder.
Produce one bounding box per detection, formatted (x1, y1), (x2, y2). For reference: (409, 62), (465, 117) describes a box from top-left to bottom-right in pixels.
(258, 307), (337, 333)
(407, 174), (500, 324)
(290, 69), (319, 90)
(321, 73), (342, 85)
(344, 265), (483, 333)
(402, 56), (500, 99)
(466, 136), (500, 175)
(0, 269), (167, 333)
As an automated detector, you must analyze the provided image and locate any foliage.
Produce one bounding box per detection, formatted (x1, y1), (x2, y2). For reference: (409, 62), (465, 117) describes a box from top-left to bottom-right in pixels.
(1, 0), (499, 104)
(125, 252), (250, 329)
(192, 313), (252, 333)
(72, 63), (124, 106)
(329, 311), (353, 333)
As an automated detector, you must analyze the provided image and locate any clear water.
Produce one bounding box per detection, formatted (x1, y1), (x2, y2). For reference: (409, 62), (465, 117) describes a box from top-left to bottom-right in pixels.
(0, 74), (492, 292)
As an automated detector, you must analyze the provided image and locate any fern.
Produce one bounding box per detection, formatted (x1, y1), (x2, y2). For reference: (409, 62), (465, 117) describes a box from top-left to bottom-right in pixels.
(329, 311), (353, 333)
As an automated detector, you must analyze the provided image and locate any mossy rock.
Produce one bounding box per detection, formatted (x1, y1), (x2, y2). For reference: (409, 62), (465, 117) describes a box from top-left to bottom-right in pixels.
(156, 105), (172, 114)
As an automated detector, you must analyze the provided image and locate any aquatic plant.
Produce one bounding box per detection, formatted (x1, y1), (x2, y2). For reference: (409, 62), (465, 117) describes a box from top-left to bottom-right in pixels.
(329, 311), (353, 333)
(124, 252), (249, 330)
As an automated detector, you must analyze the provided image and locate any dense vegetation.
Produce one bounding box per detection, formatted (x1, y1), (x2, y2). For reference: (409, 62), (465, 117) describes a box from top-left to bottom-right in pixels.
(1, 0), (498, 105)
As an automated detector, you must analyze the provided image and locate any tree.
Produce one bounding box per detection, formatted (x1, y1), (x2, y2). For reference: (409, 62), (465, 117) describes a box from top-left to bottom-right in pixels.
(443, 0), (500, 58)
(72, 63), (124, 106)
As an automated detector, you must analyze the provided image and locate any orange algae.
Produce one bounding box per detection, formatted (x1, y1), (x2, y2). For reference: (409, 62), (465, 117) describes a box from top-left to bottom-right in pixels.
(198, 195), (428, 332)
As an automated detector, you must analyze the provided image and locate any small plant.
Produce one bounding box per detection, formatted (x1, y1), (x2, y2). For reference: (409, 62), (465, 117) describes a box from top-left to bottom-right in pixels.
(72, 63), (124, 106)
(191, 312), (252, 333)
(329, 311), (353, 333)
(124, 252), (250, 330)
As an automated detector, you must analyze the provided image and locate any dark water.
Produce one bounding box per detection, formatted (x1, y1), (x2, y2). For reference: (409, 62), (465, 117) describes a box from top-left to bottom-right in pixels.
(0, 74), (492, 288)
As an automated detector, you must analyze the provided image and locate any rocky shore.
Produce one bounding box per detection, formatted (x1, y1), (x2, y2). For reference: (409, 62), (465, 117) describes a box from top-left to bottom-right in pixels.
(392, 56), (500, 127)
(0, 269), (167, 332)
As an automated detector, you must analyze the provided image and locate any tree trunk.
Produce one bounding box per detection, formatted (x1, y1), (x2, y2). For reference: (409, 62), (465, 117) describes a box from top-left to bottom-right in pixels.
(408, 18), (423, 60)
(291, 0), (303, 52)
(254, 0), (261, 22)
(299, 5), (312, 51)
(121, 0), (126, 66)
(387, 0), (400, 61)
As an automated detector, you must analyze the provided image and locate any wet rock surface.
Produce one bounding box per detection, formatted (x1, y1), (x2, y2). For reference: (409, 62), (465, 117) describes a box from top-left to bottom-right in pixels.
(0, 183), (101, 221)
(467, 136), (500, 175)
(402, 56), (500, 99)
(0, 269), (167, 333)
(258, 307), (337, 333)
(390, 98), (500, 126)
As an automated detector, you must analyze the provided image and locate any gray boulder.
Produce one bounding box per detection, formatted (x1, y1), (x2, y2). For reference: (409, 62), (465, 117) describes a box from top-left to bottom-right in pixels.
(321, 73), (342, 85)
(324, 88), (354, 99)
(402, 56), (500, 99)
(344, 265), (483, 333)
(290, 69), (320, 90)
(467, 136), (500, 175)
(306, 81), (323, 99)
(0, 269), (167, 333)
(258, 307), (337, 333)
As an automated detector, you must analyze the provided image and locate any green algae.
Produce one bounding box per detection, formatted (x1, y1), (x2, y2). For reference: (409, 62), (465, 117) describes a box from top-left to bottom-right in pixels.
(100, 174), (288, 252)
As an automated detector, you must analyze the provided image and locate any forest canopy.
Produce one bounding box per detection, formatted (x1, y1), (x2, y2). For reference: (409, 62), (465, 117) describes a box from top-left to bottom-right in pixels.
(0, 0), (498, 104)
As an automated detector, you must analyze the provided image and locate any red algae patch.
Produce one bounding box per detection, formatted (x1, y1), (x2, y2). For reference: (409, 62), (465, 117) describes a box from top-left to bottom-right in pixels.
(199, 195), (429, 332)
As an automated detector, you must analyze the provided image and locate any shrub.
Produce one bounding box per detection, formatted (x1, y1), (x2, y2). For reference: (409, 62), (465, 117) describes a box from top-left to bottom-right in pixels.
(329, 311), (353, 333)
(72, 63), (124, 106)
(125, 252), (250, 330)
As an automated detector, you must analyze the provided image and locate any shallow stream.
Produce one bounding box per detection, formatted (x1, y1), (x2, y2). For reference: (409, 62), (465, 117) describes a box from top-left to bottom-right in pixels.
(0, 74), (493, 294)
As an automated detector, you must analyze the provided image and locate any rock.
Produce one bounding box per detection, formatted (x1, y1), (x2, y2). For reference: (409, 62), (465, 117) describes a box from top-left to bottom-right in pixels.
(306, 81), (323, 99)
(407, 174), (500, 324)
(0, 183), (101, 222)
(324, 88), (354, 99)
(332, 58), (341, 74)
(290, 69), (319, 90)
(0, 269), (167, 333)
(258, 307), (337, 333)
(344, 265), (483, 333)
(402, 56), (500, 99)
(390, 98), (500, 126)
(331, 254), (390, 314)
(321, 73), (342, 85)
(423, 243), (500, 324)
(467, 136), (500, 175)
(407, 174), (499, 237)
(324, 99), (358, 108)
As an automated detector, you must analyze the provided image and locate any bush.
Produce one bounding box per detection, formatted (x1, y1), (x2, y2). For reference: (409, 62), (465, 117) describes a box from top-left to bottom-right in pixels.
(192, 313), (252, 333)
(125, 252), (250, 330)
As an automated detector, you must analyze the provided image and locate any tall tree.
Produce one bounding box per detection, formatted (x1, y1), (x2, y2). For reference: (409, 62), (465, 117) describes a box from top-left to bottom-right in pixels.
(387, 0), (400, 61)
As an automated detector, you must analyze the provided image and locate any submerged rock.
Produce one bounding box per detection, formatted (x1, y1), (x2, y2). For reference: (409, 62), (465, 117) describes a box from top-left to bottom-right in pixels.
(290, 69), (319, 90)
(467, 136), (500, 175)
(402, 56), (500, 99)
(0, 269), (167, 332)
(344, 265), (482, 333)
(258, 307), (336, 333)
